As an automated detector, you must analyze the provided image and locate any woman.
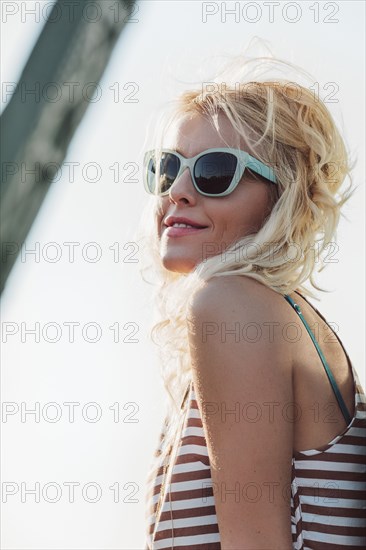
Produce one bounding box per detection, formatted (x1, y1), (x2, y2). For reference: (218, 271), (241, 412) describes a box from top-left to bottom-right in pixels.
(138, 57), (366, 549)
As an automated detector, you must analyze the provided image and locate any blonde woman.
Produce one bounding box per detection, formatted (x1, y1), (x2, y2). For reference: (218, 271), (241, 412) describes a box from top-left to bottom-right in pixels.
(139, 57), (366, 549)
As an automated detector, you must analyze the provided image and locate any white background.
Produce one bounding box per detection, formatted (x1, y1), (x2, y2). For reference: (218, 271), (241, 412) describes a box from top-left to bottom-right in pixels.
(1, 1), (365, 548)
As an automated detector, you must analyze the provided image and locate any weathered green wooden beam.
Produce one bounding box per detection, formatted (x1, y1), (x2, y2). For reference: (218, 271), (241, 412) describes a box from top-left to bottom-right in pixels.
(0, 0), (136, 295)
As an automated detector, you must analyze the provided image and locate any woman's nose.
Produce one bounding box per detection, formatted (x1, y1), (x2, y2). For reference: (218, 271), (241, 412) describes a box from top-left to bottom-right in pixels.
(168, 166), (197, 201)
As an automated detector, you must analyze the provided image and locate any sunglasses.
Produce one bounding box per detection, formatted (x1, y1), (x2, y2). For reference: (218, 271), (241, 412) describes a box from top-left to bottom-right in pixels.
(143, 147), (277, 197)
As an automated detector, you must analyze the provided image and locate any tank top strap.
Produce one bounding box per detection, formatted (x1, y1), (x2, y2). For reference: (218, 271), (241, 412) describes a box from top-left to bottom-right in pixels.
(283, 294), (352, 425)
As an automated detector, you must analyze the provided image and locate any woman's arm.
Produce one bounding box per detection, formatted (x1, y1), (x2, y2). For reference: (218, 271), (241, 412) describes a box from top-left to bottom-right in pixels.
(186, 276), (294, 550)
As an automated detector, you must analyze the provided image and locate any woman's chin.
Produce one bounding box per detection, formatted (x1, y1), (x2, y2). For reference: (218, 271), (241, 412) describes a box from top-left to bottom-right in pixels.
(160, 255), (197, 274)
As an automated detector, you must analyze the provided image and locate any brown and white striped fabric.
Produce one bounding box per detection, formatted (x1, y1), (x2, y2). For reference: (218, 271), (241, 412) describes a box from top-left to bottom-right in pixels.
(144, 364), (366, 549)
(291, 363), (366, 549)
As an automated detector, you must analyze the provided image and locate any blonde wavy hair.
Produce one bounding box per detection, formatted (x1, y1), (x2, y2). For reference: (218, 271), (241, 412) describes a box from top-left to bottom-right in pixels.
(134, 54), (357, 458)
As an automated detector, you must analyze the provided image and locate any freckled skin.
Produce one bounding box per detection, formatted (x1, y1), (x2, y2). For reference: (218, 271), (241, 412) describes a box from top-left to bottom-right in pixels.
(155, 112), (278, 274)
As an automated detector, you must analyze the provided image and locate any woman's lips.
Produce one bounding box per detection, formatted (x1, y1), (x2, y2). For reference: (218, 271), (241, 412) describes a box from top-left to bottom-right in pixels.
(164, 226), (208, 237)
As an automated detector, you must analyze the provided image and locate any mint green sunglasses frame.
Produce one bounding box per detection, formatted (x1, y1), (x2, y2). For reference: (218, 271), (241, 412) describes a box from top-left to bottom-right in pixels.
(143, 147), (277, 197)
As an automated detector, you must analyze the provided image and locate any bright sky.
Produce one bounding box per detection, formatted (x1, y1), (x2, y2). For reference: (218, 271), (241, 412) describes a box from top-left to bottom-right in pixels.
(1, 1), (365, 548)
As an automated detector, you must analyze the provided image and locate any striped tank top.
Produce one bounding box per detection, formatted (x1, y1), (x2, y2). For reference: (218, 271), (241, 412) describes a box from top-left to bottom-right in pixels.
(144, 291), (366, 549)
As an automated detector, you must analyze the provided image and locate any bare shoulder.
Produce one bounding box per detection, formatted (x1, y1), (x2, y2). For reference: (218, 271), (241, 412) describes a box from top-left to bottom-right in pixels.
(187, 275), (291, 344)
(189, 274), (287, 310)
(186, 274), (293, 403)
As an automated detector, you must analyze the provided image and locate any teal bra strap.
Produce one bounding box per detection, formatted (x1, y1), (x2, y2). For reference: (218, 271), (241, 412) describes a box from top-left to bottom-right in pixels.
(284, 294), (352, 426)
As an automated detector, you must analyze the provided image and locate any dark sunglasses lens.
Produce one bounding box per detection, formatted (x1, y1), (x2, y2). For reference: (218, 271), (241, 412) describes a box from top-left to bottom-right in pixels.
(146, 157), (157, 193)
(146, 153), (180, 194)
(160, 153), (180, 194)
(194, 152), (237, 195)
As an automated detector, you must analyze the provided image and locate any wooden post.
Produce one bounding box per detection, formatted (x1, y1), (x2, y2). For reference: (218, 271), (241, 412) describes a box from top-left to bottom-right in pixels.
(0, 0), (136, 294)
